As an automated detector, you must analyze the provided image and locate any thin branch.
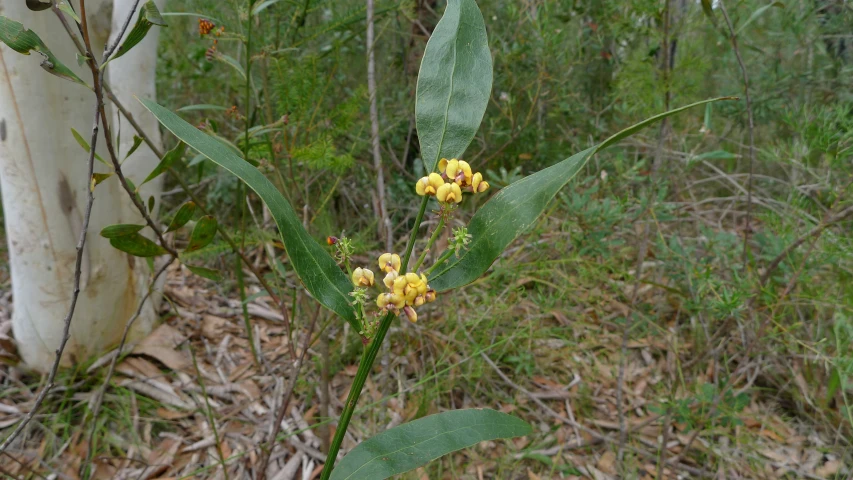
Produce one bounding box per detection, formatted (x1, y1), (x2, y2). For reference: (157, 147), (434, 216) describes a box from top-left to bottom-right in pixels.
(718, 0), (756, 270)
(0, 0), (102, 454)
(367, 0), (392, 252)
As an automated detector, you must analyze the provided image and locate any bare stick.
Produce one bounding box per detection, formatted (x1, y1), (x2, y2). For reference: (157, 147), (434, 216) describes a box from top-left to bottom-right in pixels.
(367, 0), (392, 252)
(257, 304), (321, 480)
(718, 0), (756, 269)
(0, 0), (103, 454)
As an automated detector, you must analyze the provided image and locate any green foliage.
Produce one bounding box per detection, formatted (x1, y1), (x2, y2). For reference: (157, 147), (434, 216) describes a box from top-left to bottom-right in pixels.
(330, 409), (532, 480)
(140, 98), (359, 329)
(415, 0), (493, 173)
(109, 0), (167, 62)
(0, 16), (86, 85)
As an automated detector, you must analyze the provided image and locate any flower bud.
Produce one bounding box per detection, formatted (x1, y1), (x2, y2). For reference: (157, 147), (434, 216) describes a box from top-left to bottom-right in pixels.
(413, 295), (426, 307)
(327, 236), (339, 245)
(424, 289), (437, 303)
(403, 306), (418, 323)
(351, 267), (375, 287)
(378, 253), (401, 273)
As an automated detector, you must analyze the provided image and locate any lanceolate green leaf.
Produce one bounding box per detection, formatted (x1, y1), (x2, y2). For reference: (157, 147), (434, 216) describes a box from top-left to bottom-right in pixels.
(109, 1), (167, 62)
(415, 0), (492, 173)
(185, 215), (217, 252)
(0, 16), (87, 86)
(100, 224), (145, 239)
(139, 98), (358, 327)
(430, 97), (733, 292)
(142, 141), (185, 185)
(166, 201), (196, 233)
(109, 233), (167, 257)
(185, 264), (222, 281)
(330, 409), (531, 480)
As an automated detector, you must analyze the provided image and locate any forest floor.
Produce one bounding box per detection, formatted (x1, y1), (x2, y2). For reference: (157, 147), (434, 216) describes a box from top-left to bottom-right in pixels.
(0, 228), (849, 479)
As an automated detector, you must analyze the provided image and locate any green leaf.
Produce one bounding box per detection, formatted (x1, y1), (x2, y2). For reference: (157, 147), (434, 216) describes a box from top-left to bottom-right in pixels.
(109, 233), (167, 257)
(185, 264), (222, 281)
(142, 141), (186, 185)
(735, 1), (784, 37)
(125, 135), (145, 160)
(100, 224), (145, 239)
(415, 0), (492, 173)
(430, 97), (733, 291)
(186, 215), (217, 252)
(57, 1), (81, 23)
(92, 172), (113, 186)
(70, 128), (108, 166)
(176, 104), (229, 113)
(166, 201), (196, 233)
(109, 1), (167, 62)
(252, 0), (285, 16)
(0, 16), (87, 86)
(147, 195), (155, 213)
(139, 98), (358, 328)
(215, 54), (247, 79)
(330, 409), (531, 480)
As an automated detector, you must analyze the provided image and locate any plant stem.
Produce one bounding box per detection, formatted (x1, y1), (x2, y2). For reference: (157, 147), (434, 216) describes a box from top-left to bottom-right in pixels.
(319, 312), (394, 480)
(402, 196), (430, 272)
(319, 192), (430, 478)
(238, 0), (260, 368)
(412, 216), (444, 272)
(424, 249), (454, 276)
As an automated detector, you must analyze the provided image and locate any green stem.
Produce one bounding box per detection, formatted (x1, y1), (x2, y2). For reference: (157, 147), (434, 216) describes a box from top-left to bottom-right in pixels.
(319, 312), (394, 480)
(412, 216), (444, 272)
(402, 196), (430, 271)
(320, 197), (430, 479)
(425, 249), (454, 276)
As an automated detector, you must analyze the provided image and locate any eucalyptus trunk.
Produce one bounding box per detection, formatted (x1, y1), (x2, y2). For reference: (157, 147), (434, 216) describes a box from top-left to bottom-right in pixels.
(0, 0), (164, 371)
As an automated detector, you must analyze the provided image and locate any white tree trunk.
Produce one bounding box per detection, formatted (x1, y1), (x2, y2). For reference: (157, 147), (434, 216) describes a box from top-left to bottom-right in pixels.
(0, 0), (165, 372)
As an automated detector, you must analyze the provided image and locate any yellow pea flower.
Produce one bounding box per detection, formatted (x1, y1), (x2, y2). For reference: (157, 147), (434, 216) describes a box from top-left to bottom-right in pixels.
(471, 172), (489, 193)
(393, 275), (408, 295)
(416, 173), (445, 196)
(378, 253), (401, 273)
(436, 182), (463, 204)
(445, 159), (460, 179)
(438, 158), (449, 173)
(377, 292), (405, 310)
(383, 271), (398, 289)
(351, 267), (375, 287)
(456, 160), (473, 185)
(405, 272), (421, 286)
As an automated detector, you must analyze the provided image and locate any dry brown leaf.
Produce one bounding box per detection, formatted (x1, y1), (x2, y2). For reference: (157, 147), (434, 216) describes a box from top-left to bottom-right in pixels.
(597, 450), (617, 475)
(133, 324), (190, 371)
(815, 459), (841, 477)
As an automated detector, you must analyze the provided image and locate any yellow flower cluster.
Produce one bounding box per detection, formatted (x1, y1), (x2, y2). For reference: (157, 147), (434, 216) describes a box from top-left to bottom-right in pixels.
(416, 158), (489, 203)
(350, 253), (437, 323)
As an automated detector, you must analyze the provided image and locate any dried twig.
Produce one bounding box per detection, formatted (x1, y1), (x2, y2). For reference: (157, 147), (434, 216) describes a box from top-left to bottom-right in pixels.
(367, 0), (392, 252)
(257, 305), (322, 480)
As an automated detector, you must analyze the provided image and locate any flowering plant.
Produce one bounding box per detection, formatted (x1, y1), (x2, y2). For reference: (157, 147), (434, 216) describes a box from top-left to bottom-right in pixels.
(141, 0), (728, 476)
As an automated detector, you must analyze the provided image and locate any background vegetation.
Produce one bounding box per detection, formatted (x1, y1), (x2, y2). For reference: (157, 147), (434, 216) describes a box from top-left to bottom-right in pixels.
(1, 0), (852, 478)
